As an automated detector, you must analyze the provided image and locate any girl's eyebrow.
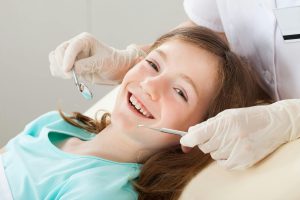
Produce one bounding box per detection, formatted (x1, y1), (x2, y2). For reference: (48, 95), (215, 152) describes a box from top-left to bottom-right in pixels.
(155, 49), (199, 98)
(154, 49), (168, 61)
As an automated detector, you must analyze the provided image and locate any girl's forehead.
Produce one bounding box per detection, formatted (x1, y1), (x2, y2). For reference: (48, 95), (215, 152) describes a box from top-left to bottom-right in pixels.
(153, 40), (220, 72)
(154, 39), (213, 60)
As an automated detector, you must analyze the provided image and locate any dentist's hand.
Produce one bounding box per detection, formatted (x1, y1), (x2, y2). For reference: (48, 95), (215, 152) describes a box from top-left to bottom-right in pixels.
(49, 32), (146, 84)
(180, 99), (300, 170)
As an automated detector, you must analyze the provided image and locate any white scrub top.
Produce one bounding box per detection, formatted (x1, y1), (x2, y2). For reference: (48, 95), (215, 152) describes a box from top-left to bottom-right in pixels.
(184, 0), (300, 100)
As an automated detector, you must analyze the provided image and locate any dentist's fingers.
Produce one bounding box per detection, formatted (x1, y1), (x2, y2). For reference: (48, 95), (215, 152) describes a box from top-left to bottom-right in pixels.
(209, 138), (236, 160)
(180, 118), (220, 148)
(215, 139), (253, 170)
(63, 41), (84, 72)
(217, 157), (249, 170)
(74, 55), (98, 75)
(55, 41), (69, 66)
(181, 145), (193, 153)
(210, 151), (227, 160)
(54, 42), (68, 71)
(63, 34), (91, 73)
(49, 51), (57, 76)
(49, 41), (73, 79)
(49, 51), (62, 77)
(199, 137), (220, 154)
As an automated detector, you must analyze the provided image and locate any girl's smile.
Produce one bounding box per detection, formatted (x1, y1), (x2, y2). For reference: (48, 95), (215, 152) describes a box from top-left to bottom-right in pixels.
(127, 91), (155, 119)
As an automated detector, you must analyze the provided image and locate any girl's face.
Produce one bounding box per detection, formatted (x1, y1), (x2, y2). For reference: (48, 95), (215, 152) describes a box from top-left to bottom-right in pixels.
(111, 39), (220, 150)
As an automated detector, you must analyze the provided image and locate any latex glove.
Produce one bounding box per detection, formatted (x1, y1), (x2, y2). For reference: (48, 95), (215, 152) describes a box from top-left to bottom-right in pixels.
(49, 32), (146, 84)
(180, 99), (300, 170)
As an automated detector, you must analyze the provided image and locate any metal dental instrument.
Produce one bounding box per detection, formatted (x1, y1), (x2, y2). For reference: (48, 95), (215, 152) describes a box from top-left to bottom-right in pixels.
(137, 124), (187, 137)
(72, 68), (93, 100)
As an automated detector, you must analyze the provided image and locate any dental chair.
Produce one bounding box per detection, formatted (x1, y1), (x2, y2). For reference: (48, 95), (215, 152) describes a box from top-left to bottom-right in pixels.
(85, 86), (300, 200)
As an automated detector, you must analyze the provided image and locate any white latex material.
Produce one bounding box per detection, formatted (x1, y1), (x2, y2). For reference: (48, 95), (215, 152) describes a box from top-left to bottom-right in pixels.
(180, 99), (300, 170)
(49, 32), (146, 85)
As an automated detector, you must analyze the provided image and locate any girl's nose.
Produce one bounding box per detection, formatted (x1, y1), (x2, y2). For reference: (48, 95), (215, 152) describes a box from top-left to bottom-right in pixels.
(140, 76), (166, 101)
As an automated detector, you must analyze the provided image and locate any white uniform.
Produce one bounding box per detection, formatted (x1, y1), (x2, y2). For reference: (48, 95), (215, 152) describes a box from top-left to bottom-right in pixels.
(184, 0), (300, 100)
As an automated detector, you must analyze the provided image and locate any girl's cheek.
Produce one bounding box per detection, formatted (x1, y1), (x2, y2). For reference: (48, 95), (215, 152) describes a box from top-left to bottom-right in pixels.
(164, 93), (181, 107)
(161, 100), (189, 129)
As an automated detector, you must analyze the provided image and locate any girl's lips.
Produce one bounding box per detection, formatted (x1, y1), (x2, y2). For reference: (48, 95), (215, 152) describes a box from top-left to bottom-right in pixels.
(127, 92), (155, 119)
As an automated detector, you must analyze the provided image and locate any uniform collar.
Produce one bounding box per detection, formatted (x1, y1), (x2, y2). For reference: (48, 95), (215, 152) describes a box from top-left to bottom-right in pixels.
(44, 118), (96, 141)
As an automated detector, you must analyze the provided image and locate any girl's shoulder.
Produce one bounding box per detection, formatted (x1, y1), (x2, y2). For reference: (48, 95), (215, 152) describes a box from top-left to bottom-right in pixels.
(22, 111), (62, 137)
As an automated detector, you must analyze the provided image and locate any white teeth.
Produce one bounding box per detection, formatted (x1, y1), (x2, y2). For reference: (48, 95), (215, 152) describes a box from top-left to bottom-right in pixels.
(135, 104), (141, 109)
(130, 96), (136, 104)
(129, 94), (152, 118)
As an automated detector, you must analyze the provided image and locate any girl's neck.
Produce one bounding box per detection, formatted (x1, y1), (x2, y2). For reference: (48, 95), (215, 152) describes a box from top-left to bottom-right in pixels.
(77, 124), (152, 164)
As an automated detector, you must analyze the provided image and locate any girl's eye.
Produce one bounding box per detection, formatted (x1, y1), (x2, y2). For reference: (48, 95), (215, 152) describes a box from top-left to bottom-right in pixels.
(174, 88), (188, 102)
(145, 59), (159, 72)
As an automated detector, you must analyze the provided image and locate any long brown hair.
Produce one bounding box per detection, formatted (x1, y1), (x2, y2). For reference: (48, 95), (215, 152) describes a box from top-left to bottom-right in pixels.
(59, 26), (271, 200)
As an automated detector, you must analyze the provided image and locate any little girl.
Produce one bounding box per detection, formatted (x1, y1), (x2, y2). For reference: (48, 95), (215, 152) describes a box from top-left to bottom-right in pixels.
(0, 26), (269, 200)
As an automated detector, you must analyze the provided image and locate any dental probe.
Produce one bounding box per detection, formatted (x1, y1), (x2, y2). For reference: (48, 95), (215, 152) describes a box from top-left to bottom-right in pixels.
(137, 124), (187, 137)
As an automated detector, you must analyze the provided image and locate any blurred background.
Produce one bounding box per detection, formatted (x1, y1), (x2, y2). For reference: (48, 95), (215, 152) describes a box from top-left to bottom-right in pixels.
(0, 0), (187, 146)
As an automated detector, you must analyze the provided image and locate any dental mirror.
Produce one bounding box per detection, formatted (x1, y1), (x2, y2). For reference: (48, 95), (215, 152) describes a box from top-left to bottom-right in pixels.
(72, 68), (93, 100)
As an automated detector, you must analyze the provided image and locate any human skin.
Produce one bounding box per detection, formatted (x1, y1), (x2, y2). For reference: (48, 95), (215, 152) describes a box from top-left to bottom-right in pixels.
(81, 39), (221, 163)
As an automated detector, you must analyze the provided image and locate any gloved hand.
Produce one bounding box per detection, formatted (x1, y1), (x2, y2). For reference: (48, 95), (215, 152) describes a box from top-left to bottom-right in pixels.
(49, 32), (146, 84)
(180, 99), (300, 170)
